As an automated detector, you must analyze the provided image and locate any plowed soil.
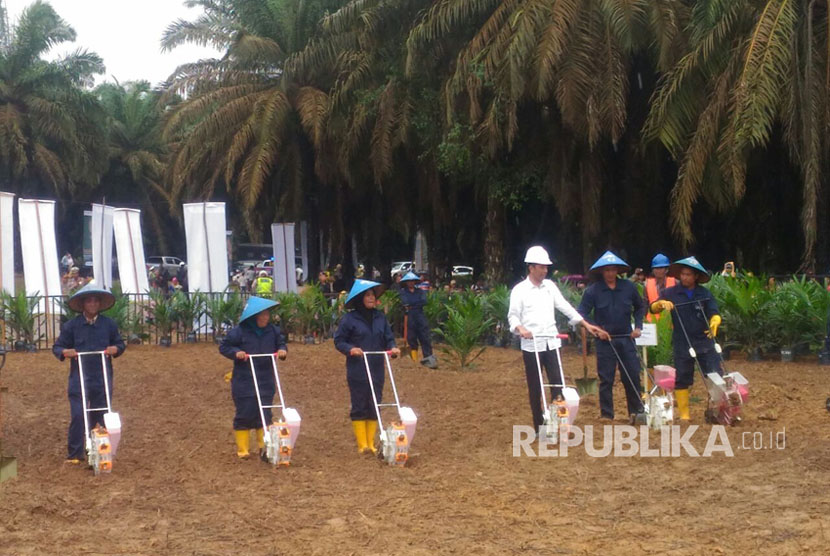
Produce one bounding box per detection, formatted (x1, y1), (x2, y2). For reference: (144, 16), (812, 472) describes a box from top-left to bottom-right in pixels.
(1, 341), (829, 555)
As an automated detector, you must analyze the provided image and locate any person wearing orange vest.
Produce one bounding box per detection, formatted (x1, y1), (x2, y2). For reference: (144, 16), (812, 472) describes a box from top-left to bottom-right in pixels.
(644, 254), (676, 322)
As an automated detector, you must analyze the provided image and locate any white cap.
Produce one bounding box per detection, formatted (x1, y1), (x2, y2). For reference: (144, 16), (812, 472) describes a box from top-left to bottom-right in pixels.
(524, 246), (553, 265)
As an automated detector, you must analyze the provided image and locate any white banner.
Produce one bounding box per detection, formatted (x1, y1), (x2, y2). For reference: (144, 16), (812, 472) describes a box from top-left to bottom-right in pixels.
(183, 202), (229, 293)
(91, 203), (115, 289)
(271, 223), (297, 293)
(18, 199), (62, 312)
(299, 220), (309, 283)
(0, 192), (15, 295)
(113, 208), (149, 294)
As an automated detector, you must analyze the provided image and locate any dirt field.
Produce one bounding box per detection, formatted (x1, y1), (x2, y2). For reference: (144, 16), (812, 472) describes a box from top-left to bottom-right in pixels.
(1, 341), (829, 555)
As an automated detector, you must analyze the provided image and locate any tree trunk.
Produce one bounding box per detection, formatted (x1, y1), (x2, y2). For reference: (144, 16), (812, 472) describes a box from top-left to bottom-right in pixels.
(483, 192), (506, 285)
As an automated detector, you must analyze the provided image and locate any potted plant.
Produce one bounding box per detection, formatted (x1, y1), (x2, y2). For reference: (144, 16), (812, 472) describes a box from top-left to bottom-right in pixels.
(483, 285), (510, 347)
(149, 291), (175, 347)
(767, 277), (825, 362)
(1, 291), (39, 351)
(205, 291), (245, 342)
(711, 275), (771, 361)
(172, 291), (206, 343)
(294, 286), (326, 344)
(433, 292), (494, 368)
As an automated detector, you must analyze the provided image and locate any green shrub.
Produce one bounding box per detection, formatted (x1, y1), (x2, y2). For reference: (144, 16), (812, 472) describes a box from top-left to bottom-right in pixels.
(709, 274), (772, 355)
(433, 293), (494, 368)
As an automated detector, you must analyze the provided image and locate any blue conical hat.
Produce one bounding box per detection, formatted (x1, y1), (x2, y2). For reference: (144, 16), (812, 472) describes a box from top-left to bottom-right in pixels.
(345, 279), (386, 308)
(589, 251), (630, 274)
(68, 282), (116, 313)
(668, 256), (710, 284)
(240, 296), (279, 323)
(400, 272), (420, 283)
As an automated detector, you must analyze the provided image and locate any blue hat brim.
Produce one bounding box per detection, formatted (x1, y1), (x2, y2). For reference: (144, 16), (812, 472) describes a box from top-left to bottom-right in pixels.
(68, 284), (115, 313)
(400, 272), (420, 283)
(589, 252), (630, 275)
(240, 296), (280, 322)
(668, 259), (710, 283)
(345, 280), (386, 308)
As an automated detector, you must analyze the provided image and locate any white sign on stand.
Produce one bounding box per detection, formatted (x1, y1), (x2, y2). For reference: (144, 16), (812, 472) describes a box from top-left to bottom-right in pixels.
(634, 323), (658, 346)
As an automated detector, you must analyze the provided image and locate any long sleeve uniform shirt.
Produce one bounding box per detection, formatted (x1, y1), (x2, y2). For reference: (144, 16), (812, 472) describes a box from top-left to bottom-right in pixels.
(657, 285), (720, 349)
(508, 277), (584, 351)
(577, 279), (645, 335)
(52, 314), (126, 389)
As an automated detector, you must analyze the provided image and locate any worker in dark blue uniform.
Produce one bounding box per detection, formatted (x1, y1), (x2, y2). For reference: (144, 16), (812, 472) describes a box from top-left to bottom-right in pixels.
(53, 283), (126, 464)
(334, 279), (400, 455)
(219, 296), (287, 459)
(577, 251), (645, 421)
(650, 256), (722, 421)
(399, 271), (438, 369)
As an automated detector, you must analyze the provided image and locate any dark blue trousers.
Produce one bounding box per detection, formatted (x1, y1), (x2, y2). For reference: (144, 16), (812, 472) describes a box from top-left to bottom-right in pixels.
(347, 376), (383, 421)
(597, 339), (642, 418)
(233, 391), (274, 430)
(406, 310), (433, 357)
(67, 372), (112, 460)
(674, 344), (723, 389)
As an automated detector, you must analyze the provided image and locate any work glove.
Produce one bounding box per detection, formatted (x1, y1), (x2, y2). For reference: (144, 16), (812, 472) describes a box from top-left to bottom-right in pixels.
(224, 370), (233, 383)
(706, 314), (721, 339)
(650, 300), (675, 313)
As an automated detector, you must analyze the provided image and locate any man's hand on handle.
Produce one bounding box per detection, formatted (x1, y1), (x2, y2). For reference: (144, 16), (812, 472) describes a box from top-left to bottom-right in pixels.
(516, 326), (534, 339)
(62, 348), (78, 359)
(582, 321), (610, 342)
(235, 351), (249, 361)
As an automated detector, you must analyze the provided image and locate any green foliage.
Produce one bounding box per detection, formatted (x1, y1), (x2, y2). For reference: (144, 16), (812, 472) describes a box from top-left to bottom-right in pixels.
(433, 293), (494, 368)
(171, 291), (207, 334)
(149, 291), (176, 337)
(0, 1), (107, 196)
(708, 275), (773, 354)
(765, 277), (829, 349)
(380, 290), (404, 333)
(0, 291), (39, 343)
(483, 284), (511, 342)
(646, 314), (674, 367)
(424, 289), (451, 329)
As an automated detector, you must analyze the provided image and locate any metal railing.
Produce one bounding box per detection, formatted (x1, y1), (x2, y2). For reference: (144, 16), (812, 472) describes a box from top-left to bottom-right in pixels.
(1, 288), (350, 351)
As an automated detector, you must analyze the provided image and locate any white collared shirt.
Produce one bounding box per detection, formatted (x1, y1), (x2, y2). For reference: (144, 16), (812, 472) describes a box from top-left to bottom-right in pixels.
(508, 277), (584, 351)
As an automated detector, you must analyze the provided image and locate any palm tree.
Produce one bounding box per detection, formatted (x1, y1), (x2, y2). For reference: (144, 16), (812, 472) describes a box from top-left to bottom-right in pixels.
(645, 0), (830, 271)
(161, 0), (339, 243)
(404, 0), (688, 273)
(0, 0), (107, 196)
(95, 81), (176, 253)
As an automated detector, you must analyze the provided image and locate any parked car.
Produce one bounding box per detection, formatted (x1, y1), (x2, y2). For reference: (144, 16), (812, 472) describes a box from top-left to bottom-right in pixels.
(146, 256), (186, 276)
(390, 261), (414, 277)
(452, 265), (474, 277)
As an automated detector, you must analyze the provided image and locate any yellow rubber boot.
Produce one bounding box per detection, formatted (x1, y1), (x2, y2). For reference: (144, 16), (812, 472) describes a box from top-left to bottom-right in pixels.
(410, 349), (418, 362)
(675, 389), (691, 421)
(352, 420), (369, 454)
(234, 430), (250, 459)
(255, 428), (265, 450)
(365, 420), (378, 455)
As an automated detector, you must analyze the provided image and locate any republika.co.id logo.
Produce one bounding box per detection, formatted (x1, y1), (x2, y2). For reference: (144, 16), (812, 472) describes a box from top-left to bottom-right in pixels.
(512, 425), (786, 458)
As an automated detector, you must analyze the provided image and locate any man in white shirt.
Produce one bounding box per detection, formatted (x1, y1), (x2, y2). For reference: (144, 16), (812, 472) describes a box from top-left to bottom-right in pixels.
(508, 246), (608, 434)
